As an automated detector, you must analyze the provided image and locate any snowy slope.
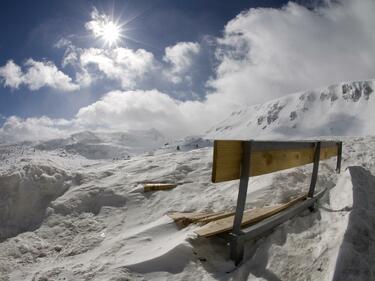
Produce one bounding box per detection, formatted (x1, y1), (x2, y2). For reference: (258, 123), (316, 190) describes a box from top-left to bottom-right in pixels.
(206, 80), (375, 139)
(1, 136), (375, 281)
(35, 129), (166, 159)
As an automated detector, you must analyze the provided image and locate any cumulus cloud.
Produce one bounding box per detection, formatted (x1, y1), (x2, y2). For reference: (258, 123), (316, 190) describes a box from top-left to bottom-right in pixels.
(163, 42), (200, 84)
(0, 116), (73, 143)
(75, 90), (191, 136)
(208, 0), (375, 106)
(73, 89), (214, 137)
(58, 40), (203, 95)
(85, 7), (115, 39)
(0, 59), (79, 91)
(0, 89), (214, 142)
(23, 59), (79, 91)
(80, 47), (156, 88)
(0, 60), (23, 89)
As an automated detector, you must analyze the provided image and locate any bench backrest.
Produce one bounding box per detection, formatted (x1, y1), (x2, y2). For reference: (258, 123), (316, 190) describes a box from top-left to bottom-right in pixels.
(212, 140), (342, 183)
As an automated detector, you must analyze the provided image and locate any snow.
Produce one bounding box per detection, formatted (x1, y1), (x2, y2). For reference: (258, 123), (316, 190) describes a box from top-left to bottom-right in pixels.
(0, 135), (374, 281)
(205, 80), (375, 140)
(35, 129), (166, 160)
(2, 80), (375, 280)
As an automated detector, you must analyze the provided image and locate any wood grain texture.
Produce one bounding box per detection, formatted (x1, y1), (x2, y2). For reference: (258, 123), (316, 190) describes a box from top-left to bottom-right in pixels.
(168, 210), (236, 228)
(212, 140), (339, 183)
(194, 193), (307, 237)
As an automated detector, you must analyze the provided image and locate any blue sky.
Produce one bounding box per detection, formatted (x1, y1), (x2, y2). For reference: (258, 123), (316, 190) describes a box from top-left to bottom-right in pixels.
(0, 0), (288, 121)
(1, 0), (375, 142)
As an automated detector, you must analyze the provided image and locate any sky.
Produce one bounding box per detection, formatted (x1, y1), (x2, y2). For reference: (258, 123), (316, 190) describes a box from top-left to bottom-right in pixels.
(1, 0), (375, 142)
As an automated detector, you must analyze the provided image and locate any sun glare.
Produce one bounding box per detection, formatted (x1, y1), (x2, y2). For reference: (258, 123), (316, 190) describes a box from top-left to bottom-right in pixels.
(87, 8), (142, 48)
(101, 21), (121, 46)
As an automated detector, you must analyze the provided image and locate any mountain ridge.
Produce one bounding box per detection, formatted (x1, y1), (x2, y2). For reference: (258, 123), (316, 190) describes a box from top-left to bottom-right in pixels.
(205, 80), (375, 139)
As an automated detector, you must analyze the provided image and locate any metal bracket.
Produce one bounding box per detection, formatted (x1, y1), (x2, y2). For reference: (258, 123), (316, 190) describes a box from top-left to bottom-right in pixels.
(336, 142), (342, 173)
(232, 141), (252, 235)
(308, 141), (321, 198)
(230, 140), (252, 264)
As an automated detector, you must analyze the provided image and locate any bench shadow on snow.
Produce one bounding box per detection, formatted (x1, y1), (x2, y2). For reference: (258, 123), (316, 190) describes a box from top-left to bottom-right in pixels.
(332, 166), (375, 281)
(192, 167), (375, 281)
(191, 203), (322, 280)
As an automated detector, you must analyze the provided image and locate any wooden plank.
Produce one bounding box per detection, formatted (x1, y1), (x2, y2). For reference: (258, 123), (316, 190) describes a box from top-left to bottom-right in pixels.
(168, 210), (235, 228)
(194, 193), (307, 237)
(168, 211), (212, 228)
(197, 210), (235, 224)
(144, 183), (178, 192)
(168, 211), (214, 222)
(212, 140), (339, 183)
(237, 188), (327, 243)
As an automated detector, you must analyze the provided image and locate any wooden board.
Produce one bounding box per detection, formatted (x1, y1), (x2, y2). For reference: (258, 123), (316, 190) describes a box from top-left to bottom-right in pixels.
(168, 211), (214, 223)
(197, 210), (235, 224)
(168, 210), (235, 228)
(168, 211), (212, 228)
(212, 140), (340, 183)
(144, 183), (178, 192)
(194, 193), (307, 237)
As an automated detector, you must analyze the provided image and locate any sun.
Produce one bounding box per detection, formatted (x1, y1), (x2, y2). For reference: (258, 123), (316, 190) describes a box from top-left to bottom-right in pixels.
(101, 21), (121, 46)
(86, 8), (124, 47)
(87, 8), (147, 48)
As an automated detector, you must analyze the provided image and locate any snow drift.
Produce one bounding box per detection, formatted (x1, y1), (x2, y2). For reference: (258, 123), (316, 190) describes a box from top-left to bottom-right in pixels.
(1, 135), (375, 280)
(2, 80), (375, 280)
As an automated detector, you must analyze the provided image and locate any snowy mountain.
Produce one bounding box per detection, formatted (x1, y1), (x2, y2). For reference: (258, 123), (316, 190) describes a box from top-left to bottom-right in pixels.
(35, 129), (166, 159)
(206, 80), (375, 139)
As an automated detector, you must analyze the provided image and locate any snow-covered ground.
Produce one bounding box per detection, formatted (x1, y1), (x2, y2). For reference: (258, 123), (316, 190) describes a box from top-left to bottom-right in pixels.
(1, 135), (375, 281)
(2, 80), (375, 280)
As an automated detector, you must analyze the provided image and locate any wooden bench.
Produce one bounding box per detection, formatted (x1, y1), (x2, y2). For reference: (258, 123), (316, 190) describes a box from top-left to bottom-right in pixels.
(211, 140), (342, 265)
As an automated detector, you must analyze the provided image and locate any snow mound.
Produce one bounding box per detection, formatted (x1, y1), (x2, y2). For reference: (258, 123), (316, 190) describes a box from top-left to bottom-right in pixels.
(0, 162), (75, 240)
(51, 184), (127, 215)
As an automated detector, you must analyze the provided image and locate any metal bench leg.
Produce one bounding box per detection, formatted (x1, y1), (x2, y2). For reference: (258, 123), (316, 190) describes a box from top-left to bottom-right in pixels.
(308, 141), (321, 212)
(230, 238), (244, 266)
(308, 141), (321, 198)
(336, 142), (342, 173)
(230, 141), (252, 265)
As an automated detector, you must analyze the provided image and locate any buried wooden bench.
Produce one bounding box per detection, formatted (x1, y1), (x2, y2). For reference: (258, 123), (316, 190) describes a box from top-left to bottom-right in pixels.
(206, 139), (343, 265)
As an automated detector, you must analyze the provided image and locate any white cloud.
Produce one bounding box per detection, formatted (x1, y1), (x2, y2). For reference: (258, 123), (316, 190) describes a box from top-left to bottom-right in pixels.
(208, 0), (375, 106)
(80, 47), (156, 88)
(0, 59), (79, 92)
(54, 38), (72, 49)
(0, 60), (24, 89)
(0, 116), (73, 143)
(163, 42), (200, 84)
(23, 59), (79, 91)
(0, 89), (213, 142)
(75, 90), (190, 136)
(85, 7), (111, 38)
(72, 89), (218, 137)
